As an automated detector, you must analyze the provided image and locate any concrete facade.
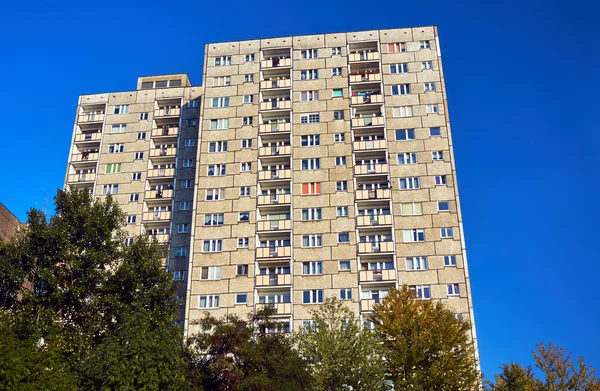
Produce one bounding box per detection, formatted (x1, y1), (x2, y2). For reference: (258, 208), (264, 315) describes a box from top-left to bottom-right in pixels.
(0, 203), (21, 241)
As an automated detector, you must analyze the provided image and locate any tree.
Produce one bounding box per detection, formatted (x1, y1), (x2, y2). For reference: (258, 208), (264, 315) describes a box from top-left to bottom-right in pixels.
(296, 297), (388, 391)
(533, 342), (600, 391)
(372, 285), (480, 391)
(485, 362), (540, 391)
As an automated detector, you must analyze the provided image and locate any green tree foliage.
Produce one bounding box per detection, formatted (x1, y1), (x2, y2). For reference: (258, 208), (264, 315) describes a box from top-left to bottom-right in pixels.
(0, 189), (188, 390)
(296, 297), (387, 391)
(485, 362), (540, 391)
(372, 285), (480, 391)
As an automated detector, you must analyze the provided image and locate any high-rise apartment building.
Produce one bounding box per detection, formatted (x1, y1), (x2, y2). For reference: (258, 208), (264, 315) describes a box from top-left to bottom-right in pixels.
(0, 203), (22, 241)
(64, 26), (477, 352)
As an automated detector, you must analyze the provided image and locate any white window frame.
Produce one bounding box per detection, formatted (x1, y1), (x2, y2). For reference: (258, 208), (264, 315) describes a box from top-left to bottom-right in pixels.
(397, 153), (418, 165)
(399, 177), (420, 190)
(447, 284), (460, 296)
(403, 229), (425, 243)
(199, 294), (220, 309)
(392, 106), (413, 118)
(401, 202), (423, 216)
(205, 188), (225, 201)
(214, 56), (232, 66)
(302, 234), (323, 248)
(201, 266), (222, 280)
(177, 224), (189, 233)
(208, 141), (227, 152)
(209, 118), (229, 130)
(406, 256), (429, 271)
(444, 255), (457, 267)
(440, 227), (454, 239)
(202, 239), (223, 252)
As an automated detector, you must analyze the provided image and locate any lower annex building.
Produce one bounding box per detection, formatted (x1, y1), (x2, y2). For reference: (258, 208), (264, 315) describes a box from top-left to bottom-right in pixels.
(64, 26), (478, 351)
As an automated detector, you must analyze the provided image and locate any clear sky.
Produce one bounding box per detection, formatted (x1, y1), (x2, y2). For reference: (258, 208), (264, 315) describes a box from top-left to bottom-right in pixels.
(2, 0), (598, 379)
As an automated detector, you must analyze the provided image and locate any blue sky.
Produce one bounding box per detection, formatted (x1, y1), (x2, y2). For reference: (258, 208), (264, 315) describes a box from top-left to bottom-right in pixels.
(2, 0), (598, 378)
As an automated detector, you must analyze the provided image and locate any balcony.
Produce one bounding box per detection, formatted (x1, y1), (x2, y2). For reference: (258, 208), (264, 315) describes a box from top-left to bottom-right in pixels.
(256, 274), (292, 287)
(353, 139), (386, 151)
(349, 51), (380, 62)
(145, 189), (174, 200)
(257, 219), (292, 232)
(351, 94), (383, 105)
(68, 173), (96, 183)
(148, 168), (175, 178)
(355, 164), (388, 175)
(360, 298), (379, 312)
(258, 193), (291, 205)
(357, 214), (393, 227)
(150, 233), (170, 245)
(259, 145), (291, 157)
(256, 302), (292, 315)
(74, 132), (102, 143)
(260, 99), (291, 111)
(350, 72), (382, 83)
(151, 126), (179, 138)
(258, 169), (291, 181)
(259, 123), (291, 133)
(154, 107), (180, 117)
(256, 246), (291, 259)
(142, 211), (172, 221)
(261, 57), (292, 69)
(356, 188), (390, 200)
(150, 147), (177, 158)
(260, 79), (292, 89)
(77, 112), (105, 123)
(71, 152), (99, 162)
(360, 269), (397, 283)
(358, 241), (394, 254)
(352, 116), (385, 127)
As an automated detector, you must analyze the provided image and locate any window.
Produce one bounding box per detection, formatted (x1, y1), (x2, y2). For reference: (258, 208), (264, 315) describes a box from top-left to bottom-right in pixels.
(424, 82), (436, 91)
(388, 42), (406, 53)
(129, 193), (139, 202)
(238, 212), (250, 222)
(302, 289), (323, 304)
(332, 47), (342, 55)
(391, 84), (410, 95)
(102, 184), (119, 195)
(438, 201), (450, 212)
(338, 232), (350, 243)
(209, 141), (227, 152)
(238, 238), (250, 248)
(426, 104), (439, 113)
(399, 177), (420, 190)
(410, 285), (431, 299)
(432, 151), (444, 161)
(213, 76), (231, 86)
(301, 183), (321, 195)
(335, 156), (346, 166)
(181, 180), (192, 189)
(132, 172), (142, 180)
(302, 235), (322, 248)
(199, 295), (220, 308)
(440, 228), (454, 239)
(179, 201), (191, 211)
(334, 133), (345, 143)
(243, 95), (254, 104)
(182, 159), (194, 167)
(245, 54), (255, 62)
(300, 91), (319, 101)
(444, 255), (457, 267)
(244, 74), (254, 82)
(235, 294), (248, 304)
(211, 97), (230, 108)
(422, 61), (433, 70)
(332, 89), (343, 98)
(214, 56), (232, 66)
(207, 165), (226, 176)
(134, 152), (144, 160)
(203, 239), (223, 252)
(301, 208), (322, 221)
(339, 260), (351, 271)
(420, 40), (431, 49)
(301, 158), (320, 170)
(237, 265), (249, 275)
(126, 215), (136, 224)
(201, 266), (222, 280)
(302, 261), (323, 275)
(435, 175), (448, 185)
(175, 247), (188, 257)
(447, 284), (460, 296)
(392, 106), (413, 118)
(336, 206), (349, 217)
(300, 70), (318, 80)
(110, 124), (126, 133)
(124, 237), (134, 246)
(239, 139), (252, 149)
(401, 202), (423, 216)
(301, 135), (320, 146)
(395, 129), (415, 140)
(240, 162), (252, 172)
(185, 119), (197, 127)
(336, 181), (348, 191)
(300, 113), (320, 124)
(108, 144), (124, 153)
(155, 80), (168, 88)
(105, 163), (121, 174)
(242, 116), (253, 125)
(139, 112), (148, 120)
(209, 119), (229, 130)
(331, 67), (343, 76)
(430, 127), (441, 136)
(390, 63), (408, 74)
(397, 153), (417, 165)
(334, 110), (344, 120)
(205, 188), (225, 201)
(173, 271), (186, 281)
(240, 187), (251, 196)
(113, 104), (129, 114)
(403, 229), (425, 243)
(406, 256), (429, 271)
(177, 224), (189, 233)
(204, 213), (224, 226)
(188, 99), (198, 108)
(137, 132), (146, 140)
(340, 289), (352, 300)
(301, 49), (318, 59)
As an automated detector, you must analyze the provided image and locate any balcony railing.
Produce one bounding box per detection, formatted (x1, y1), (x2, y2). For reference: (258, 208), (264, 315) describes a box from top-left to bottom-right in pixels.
(356, 189), (391, 200)
(349, 73), (382, 83)
(349, 51), (380, 62)
(142, 211), (172, 221)
(361, 298), (379, 312)
(261, 58), (292, 68)
(256, 246), (291, 259)
(68, 173), (96, 183)
(260, 100), (292, 111)
(257, 220), (292, 232)
(145, 189), (174, 199)
(154, 107), (181, 117)
(360, 269), (397, 283)
(150, 234), (170, 244)
(260, 79), (292, 89)
(353, 140), (386, 151)
(71, 152), (99, 162)
(358, 241), (394, 254)
(256, 274), (292, 287)
(352, 116), (385, 127)
(151, 126), (179, 137)
(351, 94), (383, 105)
(149, 147), (177, 158)
(259, 145), (291, 157)
(355, 164), (388, 175)
(258, 169), (291, 181)
(77, 113), (105, 123)
(74, 133), (102, 143)
(259, 123), (291, 133)
(357, 214), (393, 227)
(256, 302), (292, 314)
(148, 168), (175, 178)
(258, 194), (291, 205)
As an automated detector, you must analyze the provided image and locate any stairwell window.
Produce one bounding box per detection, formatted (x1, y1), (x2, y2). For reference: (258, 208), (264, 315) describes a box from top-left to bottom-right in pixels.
(334, 110), (344, 120)
(177, 224), (189, 233)
(179, 202), (190, 211)
(175, 247), (188, 257)
(129, 194), (139, 202)
(182, 159), (194, 167)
